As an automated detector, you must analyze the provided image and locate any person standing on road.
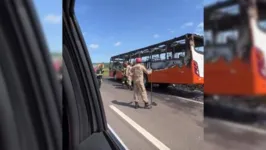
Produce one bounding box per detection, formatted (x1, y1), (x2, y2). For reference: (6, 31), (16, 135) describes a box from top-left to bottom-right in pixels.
(98, 63), (104, 72)
(131, 57), (152, 109)
(122, 62), (128, 86)
(125, 62), (133, 90)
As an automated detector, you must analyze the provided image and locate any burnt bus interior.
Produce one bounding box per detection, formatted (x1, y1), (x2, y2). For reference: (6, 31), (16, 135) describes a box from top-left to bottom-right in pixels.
(204, 0), (266, 62)
(109, 58), (124, 71)
(110, 33), (203, 70)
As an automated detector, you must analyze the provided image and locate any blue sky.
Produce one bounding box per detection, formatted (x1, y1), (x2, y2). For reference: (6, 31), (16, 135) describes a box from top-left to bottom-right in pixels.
(75, 0), (204, 63)
(33, 0), (62, 53)
(204, 0), (217, 6)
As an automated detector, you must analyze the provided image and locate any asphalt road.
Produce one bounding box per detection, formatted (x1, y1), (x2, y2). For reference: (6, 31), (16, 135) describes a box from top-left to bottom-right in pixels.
(204, 117), (266, 150)
(100, 78), (266, 150)
(101, 78), (204, 150)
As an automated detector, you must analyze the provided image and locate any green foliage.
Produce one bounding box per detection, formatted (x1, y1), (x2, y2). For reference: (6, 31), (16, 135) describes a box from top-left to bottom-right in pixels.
(50, 52), (62, 59)
(103, 69), (109, 77)
(93, 62), (109, 68)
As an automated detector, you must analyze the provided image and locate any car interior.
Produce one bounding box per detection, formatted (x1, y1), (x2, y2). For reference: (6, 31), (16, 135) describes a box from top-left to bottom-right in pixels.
(0, 0), (62, 150)
(0, 0), (125, 150)
(63, 0), (125, 149)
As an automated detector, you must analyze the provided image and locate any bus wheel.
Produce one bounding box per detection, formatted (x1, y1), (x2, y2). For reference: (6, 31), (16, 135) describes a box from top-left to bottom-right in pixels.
(158, 83), (169, 89)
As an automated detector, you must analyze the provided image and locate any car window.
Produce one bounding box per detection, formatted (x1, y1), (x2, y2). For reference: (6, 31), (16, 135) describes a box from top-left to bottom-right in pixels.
(33, 0), (62, 76)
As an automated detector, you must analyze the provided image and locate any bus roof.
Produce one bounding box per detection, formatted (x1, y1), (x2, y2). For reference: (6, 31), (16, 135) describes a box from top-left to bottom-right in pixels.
(111, 33), (203, 60)
(204, 0), (266, 31)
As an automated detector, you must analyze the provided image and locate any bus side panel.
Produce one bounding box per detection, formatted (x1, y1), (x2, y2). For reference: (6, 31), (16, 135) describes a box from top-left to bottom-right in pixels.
(147, 65), (194, 84)
(204, 57), (255, 95)
(109, 70), (114, 77)
(109, 70), (123, 79)
(116, 71), (123, 79)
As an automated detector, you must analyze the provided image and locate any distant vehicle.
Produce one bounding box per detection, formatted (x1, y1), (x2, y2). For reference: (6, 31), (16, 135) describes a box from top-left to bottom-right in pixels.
(53, 59), (62, 80)
(93, 64), (98, 72)
(109, 33), (204, 89)
(204, 0), (266, 95)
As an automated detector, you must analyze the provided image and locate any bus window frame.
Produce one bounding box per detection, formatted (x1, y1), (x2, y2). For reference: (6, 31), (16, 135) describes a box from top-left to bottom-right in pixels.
(256, 3), (266, 32)
(109, 57), (124, 71)
(204, 1), (251, 49)
(110, 33), (203, 67)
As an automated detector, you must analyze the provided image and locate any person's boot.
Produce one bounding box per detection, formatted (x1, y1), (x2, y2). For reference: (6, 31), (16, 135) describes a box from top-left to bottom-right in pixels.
(134, 102), (140, 109)
(144, 102), (151, 109)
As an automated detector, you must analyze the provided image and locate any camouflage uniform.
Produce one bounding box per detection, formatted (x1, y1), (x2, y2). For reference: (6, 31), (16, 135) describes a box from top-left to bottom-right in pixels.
(131, 63), (150, 104)
(122, 67), (127, 84)
(125, 65), (132, 86)
(97, 63), (104, 73)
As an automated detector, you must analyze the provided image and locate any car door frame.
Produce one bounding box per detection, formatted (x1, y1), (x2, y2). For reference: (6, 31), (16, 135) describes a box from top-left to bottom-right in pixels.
(0, 0), (62, 150)
(63, 0), (126, 149)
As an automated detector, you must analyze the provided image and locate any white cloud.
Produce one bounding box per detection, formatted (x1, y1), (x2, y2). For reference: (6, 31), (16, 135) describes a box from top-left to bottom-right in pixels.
(44, 14), (61, 24)
(195, 22), (204, 35)
(181, 22), (194, 28)
(114, 41), (121, 46)
(196, 4), (203, 9)
(197, 22), (204, 29)
(168, 29), (175, 33)
(89, 44), (99, 49)
(153, 34), (160, 38)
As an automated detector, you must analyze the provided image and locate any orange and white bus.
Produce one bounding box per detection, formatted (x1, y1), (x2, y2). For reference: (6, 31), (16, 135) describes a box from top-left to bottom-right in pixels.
(109, 58), (125, 80)
(204, 0), (266, 96)
(109, 33), (204, 88)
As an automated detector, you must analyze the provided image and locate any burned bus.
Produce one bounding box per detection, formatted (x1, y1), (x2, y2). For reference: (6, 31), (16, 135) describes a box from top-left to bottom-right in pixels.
(109, 33), (204, 89)
(204, 0), (266, 95)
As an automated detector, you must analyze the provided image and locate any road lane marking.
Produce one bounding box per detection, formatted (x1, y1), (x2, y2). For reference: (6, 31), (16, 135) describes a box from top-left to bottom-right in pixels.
(107, 124), (129, 150)
(177, 97), (203, 105)
(109, 105), (171, 150)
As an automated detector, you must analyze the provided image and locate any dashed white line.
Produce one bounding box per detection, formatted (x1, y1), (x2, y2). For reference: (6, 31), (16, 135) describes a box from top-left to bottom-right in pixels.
(109, 105), (171, 150)
(107, 124), (129, 150)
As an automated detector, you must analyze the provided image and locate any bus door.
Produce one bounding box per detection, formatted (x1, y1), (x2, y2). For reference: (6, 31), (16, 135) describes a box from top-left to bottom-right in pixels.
(204, 1), (266, 95)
